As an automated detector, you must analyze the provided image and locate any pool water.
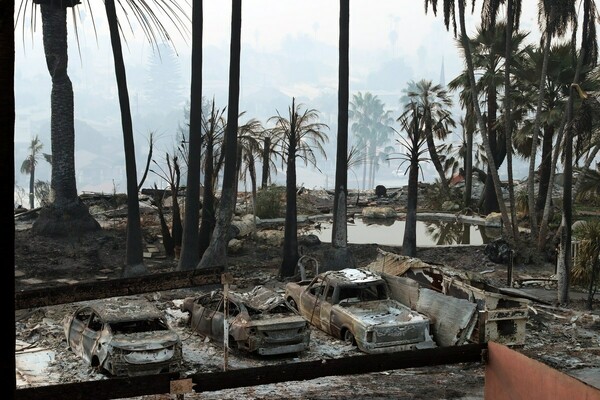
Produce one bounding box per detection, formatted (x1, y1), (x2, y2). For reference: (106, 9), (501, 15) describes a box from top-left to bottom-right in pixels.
(306, 218), (499, 247)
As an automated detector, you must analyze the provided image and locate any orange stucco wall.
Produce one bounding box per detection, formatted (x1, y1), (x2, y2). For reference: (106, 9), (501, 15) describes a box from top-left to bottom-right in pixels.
(485, 341), (600, 400)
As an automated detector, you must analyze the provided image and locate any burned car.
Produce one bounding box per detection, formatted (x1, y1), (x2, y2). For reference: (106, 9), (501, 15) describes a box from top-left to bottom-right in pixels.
(63, 298), (182, 377)
(181, 286), (311, 356)
(285, 268), (436, 354)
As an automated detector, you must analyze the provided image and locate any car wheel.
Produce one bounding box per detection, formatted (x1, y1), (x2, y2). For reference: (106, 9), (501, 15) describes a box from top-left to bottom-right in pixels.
(287, 298), (298, 311)
(343, 329), (355, 346)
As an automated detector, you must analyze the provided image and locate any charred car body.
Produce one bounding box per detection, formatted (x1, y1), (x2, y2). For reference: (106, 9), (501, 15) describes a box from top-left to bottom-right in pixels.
(285, 268), (435, 354)
(181, 286), (311, 356)
(63, 298), (182, 377)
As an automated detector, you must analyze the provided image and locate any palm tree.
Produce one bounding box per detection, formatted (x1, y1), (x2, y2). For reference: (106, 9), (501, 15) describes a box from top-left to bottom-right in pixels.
(150, 151), (183, 256)
(448, 21), (528, 216)
(198, 0), (242, 270)
(572, 89), (600, 202)
(20, 136), (50, 209)
(22, 0), (188, 258)
(269, 98), (329, 278)
(31, 0), (100, 237)
(198, 100), (227, 257)
(425, 0), (513, 238)
(349, 92), (394, 190)
(236, 116), (264, 216)
(104, 0), (148, 277)
(514, 44), (587, 215)
(393, 102), (428, 257)
(402, 79), (455, 198)
(572, 220), (600, 310)
(527, 0), (578, 237)
(458, 114), (476, 207)
(480, 0), (524, 236)
(260, 128), (283, 189)
(504, 0), (524, 238)
(179, 0), (204, 271)
(332, 0), (350, 249)
(539, 0), (599, 305)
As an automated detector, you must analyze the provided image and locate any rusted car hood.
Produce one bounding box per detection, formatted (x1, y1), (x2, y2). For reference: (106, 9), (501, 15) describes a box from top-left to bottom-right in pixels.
(334, 299), (428, 326)
(110, 331), (180, 351)
(233, 286), (289, 312)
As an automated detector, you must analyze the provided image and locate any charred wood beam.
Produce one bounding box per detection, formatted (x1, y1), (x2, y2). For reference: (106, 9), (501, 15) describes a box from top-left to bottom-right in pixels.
(15, 267), (223, 310)
(15, 372), (180, 400)
(190, 343), (486, 392)
(14, 344), (485, 400)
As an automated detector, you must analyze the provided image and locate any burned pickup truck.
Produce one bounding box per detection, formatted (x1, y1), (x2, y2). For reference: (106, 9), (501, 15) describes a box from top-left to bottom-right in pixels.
(284, 268), (435, 354)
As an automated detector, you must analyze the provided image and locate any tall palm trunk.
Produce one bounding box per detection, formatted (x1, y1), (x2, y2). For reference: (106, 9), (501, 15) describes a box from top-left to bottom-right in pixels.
(458, 0), (512, 237)
(198, 0), (241, 269)
(538, 112), (567, 249)
(179, 0), (203, 270)
(403, 155), (420, 257)
(28, 163), (36, 209)
(424, 117), (450, 197)
(403, 116), (420, 258)
(198, 126), (216, 256)
(248, 156), (257, 219)
(361, 153), (368, 190)
(463, 107), (474, 207)
(527, 33), (552, 237)
(261, 136), (271, 188)
(538, 50), (586, 252)
(557, 85), (576, 305)
(41, 4), (76, 208)
(482, 57), (504, 215)
(105, 0), (146, 276)
(535, 125), (554, 212)
(504, 0), (519, 239)
(33, 2), (100, 236)
(281, 105), (299, 278)
(542, 59), (585, 305)
(332, 0), (349, 249)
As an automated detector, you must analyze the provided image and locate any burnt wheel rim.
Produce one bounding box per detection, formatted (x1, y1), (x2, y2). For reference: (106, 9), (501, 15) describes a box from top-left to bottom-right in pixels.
(343, 330), (354, 345)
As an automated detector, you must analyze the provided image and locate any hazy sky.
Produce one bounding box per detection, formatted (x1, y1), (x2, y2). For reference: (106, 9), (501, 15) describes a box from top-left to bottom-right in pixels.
(14, 1), (543, 197)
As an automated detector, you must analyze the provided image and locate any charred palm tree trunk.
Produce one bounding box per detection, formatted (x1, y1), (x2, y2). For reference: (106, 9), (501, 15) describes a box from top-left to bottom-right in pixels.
(281, 110), (299, 278)
(33, 1), (99, 236)
(424, 117), (450, 197)
(557, 85), (576, 305)
(504, 0), (519, 239)
(179, 0), (204, 270)
(261, 136), (271, 189)
(482, 57), (504, 214)
(198, 130), (215, 256)
(28, 162), (36, 209)
(535, 125), (554, 212)
(248, 155), (257, 218)
(105, 0), (146, 276)
(332, 0), (349, 249)
(198, 0), (241, 269)
(458, 0), (512, 235)
(402, 117), (420, 258)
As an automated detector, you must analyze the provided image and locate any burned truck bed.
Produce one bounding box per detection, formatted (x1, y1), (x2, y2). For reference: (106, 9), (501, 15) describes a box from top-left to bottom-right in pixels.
(367, 249), (530, 347)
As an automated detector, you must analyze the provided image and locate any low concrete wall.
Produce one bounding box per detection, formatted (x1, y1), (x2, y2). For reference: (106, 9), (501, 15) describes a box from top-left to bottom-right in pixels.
(485, 341), (600, 400)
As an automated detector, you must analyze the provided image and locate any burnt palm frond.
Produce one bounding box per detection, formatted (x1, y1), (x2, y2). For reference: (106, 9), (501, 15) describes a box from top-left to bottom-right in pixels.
(20, 0), (191, 54)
